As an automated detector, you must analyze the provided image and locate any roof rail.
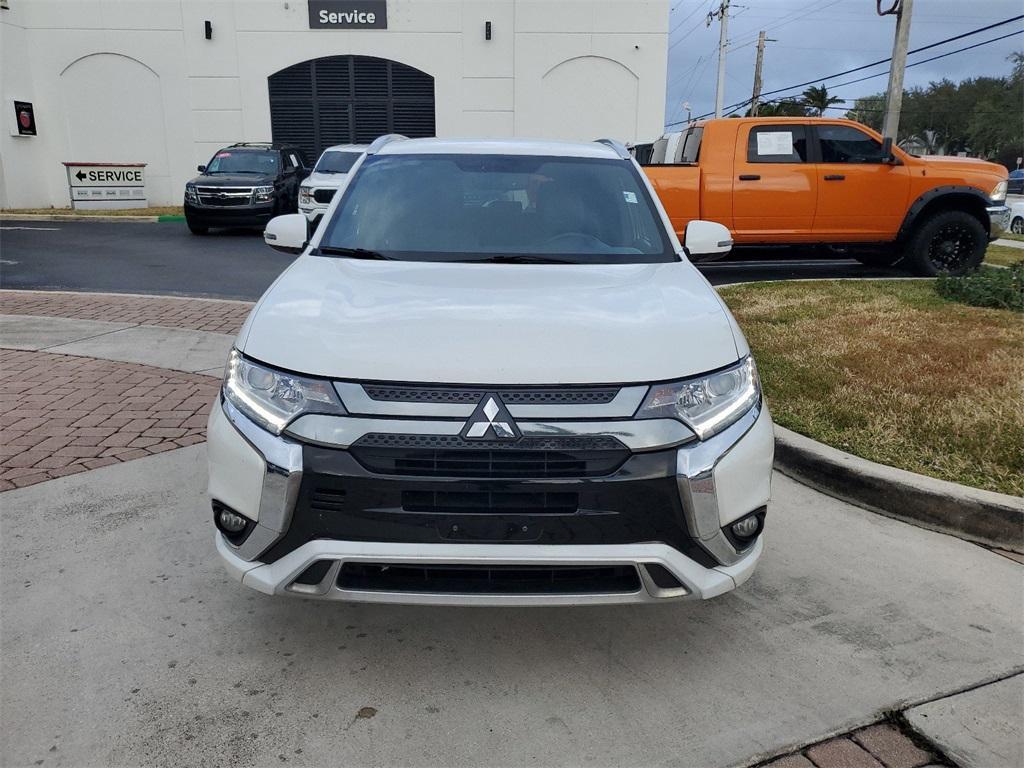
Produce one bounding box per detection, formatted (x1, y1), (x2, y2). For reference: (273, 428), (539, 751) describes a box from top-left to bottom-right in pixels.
(366, 134), (409, 155)
(593, 138), (630, 159)
(228, 142), (273, 148)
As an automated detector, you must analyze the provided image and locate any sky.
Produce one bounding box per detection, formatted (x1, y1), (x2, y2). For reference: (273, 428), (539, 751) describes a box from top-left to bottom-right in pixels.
(663, 0), (1024, 129)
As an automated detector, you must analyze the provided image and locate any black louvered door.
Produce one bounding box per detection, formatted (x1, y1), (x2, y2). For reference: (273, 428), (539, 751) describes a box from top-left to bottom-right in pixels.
(268, 56), (435, 160)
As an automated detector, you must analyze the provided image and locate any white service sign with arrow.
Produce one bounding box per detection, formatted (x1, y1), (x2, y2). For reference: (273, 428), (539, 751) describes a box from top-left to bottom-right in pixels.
(63, 162), (146, 209)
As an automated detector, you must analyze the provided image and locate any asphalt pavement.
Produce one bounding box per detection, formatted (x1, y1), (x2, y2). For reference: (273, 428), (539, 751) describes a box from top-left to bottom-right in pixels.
(0, 219), (916, 300)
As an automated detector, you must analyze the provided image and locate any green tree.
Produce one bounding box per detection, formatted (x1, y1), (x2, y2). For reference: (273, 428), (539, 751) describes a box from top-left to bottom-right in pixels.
(801, 84), (843, 116)
(747, 98), (808, 117)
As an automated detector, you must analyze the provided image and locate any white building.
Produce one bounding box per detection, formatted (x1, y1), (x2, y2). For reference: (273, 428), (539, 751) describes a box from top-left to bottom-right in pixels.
(0, 0), (669, 209)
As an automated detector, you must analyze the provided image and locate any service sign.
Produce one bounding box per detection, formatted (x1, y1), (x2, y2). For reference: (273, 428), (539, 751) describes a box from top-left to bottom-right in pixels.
(309, 0), (387, 29)
(65, 164), (145, 188)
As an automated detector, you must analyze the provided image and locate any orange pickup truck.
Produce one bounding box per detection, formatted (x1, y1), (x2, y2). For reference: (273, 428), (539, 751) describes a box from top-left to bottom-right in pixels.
(642, 117), (1011, 275)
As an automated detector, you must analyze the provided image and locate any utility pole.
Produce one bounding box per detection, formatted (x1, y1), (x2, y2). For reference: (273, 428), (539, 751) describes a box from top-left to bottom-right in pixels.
(710, 0), (731, 118)
(750, 31), (767, 117)
(880, 0), (914, 141)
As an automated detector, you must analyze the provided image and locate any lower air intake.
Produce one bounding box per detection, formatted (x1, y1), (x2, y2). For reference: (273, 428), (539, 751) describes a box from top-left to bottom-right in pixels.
(337, 563), (641, 595)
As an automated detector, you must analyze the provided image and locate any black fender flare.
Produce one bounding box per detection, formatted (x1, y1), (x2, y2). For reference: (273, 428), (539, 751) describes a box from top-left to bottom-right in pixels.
(897, 185), (994, 241)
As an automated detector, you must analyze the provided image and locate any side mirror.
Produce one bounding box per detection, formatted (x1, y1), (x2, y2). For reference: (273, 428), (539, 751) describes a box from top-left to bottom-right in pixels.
(881, 137), (896, 163)
(684, 220), (733, 260)
(197, 165), (206, 173)
(264, 214), (308, 254)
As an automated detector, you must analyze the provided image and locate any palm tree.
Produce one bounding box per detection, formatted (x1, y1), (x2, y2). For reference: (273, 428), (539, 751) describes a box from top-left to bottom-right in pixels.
(749, 99), (808, 117)
(802, 85), (843, 117)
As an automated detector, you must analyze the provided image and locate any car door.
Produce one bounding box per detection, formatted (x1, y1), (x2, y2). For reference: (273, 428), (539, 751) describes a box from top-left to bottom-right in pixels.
(732, 122), (817, 242)
(811, 123), (910, 239)
(282, 150), (304, 209)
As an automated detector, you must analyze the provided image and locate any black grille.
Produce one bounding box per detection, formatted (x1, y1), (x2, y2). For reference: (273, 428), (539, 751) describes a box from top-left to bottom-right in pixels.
(350, 435), (629, 479)
(310, 487), (346, 513)
(402, 490), (578, 515)
(362, 386), (620, 404)
(338, 563), (641, 595)
(313, 188), (336, 204)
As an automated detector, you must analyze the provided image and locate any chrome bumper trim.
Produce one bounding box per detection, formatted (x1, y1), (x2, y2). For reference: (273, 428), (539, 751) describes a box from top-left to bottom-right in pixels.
(221, 398), (303, 560)
(285, 413), (696, 451)
(676, 404), (763, 567)
(987, 204), (1010, 235)
(333, 382), (648, 419)
(216, 534), (762, 605)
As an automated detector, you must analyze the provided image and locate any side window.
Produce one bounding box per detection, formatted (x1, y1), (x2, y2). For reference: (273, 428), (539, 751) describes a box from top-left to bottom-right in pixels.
(747, 125), (808, 163)
(818, 125), (885, 163)
(677, 127), (703, 164)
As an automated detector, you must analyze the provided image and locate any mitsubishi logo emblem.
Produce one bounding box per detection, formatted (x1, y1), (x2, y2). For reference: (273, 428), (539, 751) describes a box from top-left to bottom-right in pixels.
(461, 394), (521, 441)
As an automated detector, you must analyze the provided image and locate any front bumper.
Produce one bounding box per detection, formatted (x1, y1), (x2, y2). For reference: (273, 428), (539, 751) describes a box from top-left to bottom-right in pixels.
(184, 201), (276, 228)
(987, 204), (1011, 238)
(299, 202), (329, 223)
(208, 394), (774, 605)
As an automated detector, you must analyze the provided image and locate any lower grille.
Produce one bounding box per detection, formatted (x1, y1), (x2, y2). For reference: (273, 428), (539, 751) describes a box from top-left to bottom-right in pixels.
(313, 188), (336, 204)
(402, 489), (578, 515)
(337, 563), (641, 594)
(351, 435), (629, 479)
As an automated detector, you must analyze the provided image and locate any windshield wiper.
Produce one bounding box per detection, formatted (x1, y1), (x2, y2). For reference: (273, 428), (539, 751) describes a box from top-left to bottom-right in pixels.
(472, 255), (574, 264)
(315, 246), (395, 260)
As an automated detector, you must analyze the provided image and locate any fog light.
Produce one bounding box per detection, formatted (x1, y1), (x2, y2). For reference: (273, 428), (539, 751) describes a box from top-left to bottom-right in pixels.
(731, 515), (761, 539)
(218, 509), (248, 533)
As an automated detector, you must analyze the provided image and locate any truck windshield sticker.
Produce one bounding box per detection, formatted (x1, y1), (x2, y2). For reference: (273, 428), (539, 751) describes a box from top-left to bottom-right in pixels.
(756, 131), (793, 157)
(623, 191), (638, 204)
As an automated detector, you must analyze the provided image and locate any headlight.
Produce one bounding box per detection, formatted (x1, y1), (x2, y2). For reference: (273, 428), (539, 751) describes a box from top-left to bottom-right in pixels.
(991, 181), (1007, 202)
(185, 183), (198, 203)
(636, 356), (760, 440)
(252, 185), (274, 203)
(298, 186), (312, 205)
(223, 349), (345, 434)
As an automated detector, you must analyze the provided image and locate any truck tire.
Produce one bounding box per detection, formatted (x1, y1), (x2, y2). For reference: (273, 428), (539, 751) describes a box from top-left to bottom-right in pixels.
(186, 218), (209, 236)
(905, 209), (986, 276)
(1011, 216), (1024, 235)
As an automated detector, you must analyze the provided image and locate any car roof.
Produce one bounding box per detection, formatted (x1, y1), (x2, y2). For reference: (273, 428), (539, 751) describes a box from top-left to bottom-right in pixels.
(377, 137), (624, 159)
(322, 144), (369, 153)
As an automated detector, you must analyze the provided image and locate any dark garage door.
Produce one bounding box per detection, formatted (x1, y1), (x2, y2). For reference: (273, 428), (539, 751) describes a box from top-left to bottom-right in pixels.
(268, 55), (435, 160)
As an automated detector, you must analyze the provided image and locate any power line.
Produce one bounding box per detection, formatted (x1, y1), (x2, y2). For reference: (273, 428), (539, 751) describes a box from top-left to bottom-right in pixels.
(675, 30), (1022, 124)
(669, 15), (1024, 124)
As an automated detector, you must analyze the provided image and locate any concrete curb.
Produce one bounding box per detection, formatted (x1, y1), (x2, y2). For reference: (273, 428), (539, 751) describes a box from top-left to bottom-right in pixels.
(1, 213), (166, 223)
(774, 425), (1024, 553)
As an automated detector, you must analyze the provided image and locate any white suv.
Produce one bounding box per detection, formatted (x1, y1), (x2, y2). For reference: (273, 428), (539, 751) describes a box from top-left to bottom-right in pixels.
(297, 144), (368, 226)
(208, 135), (774, 605)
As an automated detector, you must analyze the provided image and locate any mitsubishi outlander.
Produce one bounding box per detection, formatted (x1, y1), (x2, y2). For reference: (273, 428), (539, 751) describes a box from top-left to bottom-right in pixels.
(207, 135), (774, 605)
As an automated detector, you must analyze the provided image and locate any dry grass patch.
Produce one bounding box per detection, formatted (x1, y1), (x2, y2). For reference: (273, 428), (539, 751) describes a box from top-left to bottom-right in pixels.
(719, 280), (1024, 496)
(985, 244), (1024, 267)
(1, 206), (183, 217)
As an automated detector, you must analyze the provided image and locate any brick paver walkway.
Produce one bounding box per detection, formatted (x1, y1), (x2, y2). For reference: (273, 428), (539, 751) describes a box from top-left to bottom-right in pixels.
(762, 722), (940, 768)
(0, 349), (219, 491)
(0, 290), (253, 334)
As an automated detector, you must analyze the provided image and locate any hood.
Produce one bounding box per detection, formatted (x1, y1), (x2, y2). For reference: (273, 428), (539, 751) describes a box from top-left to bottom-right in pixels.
(239, 256), (741, 385)
(302, 171), (348, 188)
(918, 155), (1007, 178)
(189, 173), (276, 186)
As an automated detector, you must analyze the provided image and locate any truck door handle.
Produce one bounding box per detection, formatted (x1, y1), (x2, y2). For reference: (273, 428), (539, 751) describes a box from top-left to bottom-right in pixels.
(824, 174), (846, 181)
(738, 174), (761, 181)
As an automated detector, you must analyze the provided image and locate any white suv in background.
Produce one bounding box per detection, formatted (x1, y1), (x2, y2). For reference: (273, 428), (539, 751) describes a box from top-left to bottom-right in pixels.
(297, 144), (368, 226)
(208, 135), (774, 606)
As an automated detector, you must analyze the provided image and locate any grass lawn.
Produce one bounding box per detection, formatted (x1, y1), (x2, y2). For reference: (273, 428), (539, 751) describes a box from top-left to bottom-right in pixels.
(1, 206), (183, 217)
(719, 280), (1024, 496)
(986, 243), (1024, 267)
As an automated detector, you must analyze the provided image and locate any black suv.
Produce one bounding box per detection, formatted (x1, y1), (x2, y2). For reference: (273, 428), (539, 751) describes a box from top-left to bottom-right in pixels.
(184, 143), (309, 234)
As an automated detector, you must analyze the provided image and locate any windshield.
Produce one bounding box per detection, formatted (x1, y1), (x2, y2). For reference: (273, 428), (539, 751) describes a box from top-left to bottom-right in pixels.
(205, 149), (279, 175)
(315, 150), (362, 174)
(319, 154), (673, 263)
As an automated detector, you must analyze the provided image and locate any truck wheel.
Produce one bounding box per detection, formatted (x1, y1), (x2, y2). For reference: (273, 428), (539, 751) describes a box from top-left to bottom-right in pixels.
(1011, 216), (1024, 235)
(905, 209), (986, 276)
(186, 219), (209, 236)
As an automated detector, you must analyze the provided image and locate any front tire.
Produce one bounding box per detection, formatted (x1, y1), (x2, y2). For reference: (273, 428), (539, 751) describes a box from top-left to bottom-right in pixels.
(1011, 216), (1024, 235)
(904, 209), (986, 276)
